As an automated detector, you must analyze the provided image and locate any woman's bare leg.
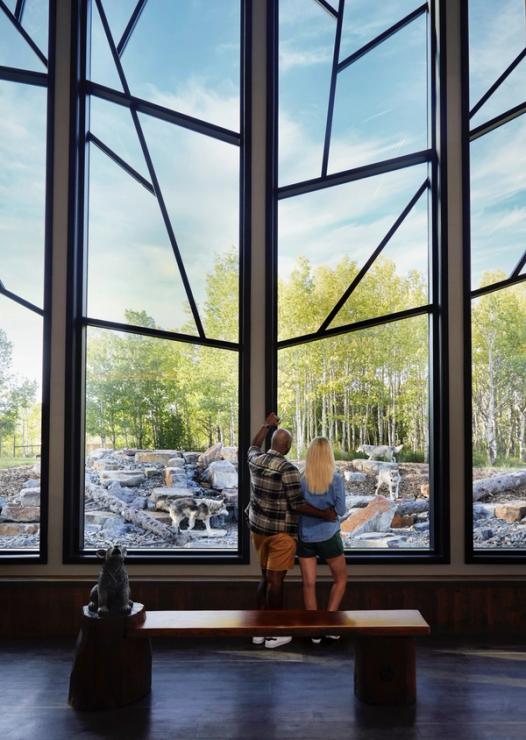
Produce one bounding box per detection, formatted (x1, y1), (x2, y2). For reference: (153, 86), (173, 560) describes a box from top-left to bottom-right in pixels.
(299, 557), (318, 610)
(326, 554), (347, 611)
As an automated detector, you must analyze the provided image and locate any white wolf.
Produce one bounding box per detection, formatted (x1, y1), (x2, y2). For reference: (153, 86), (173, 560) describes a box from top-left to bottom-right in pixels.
(158, 496), (229, 534)
(375, 466), (401, 500)
(357, 443), (403, 462)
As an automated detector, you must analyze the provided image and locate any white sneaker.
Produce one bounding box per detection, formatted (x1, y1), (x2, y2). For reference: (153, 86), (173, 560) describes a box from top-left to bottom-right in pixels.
(311, 638), (322, 644)
(264, 636), (292, 649)
(325, 635), (341, 640)
(252, 636), (265, 645)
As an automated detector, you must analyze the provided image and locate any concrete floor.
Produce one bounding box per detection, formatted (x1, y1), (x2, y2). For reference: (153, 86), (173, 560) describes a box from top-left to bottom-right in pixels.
(0, 636), (525, 739)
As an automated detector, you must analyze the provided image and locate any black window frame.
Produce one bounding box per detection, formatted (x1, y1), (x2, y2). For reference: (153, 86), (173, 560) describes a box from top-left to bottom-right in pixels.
(63, 0), (252, 565)
(266, 0), (450, 564)
(0, 0), (55, 564)
(462, 0), (526, 564)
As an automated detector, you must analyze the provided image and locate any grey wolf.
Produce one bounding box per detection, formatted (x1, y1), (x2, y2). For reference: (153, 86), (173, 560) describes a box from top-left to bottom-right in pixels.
(88, 545), (132, 616)
(375, 466), (401, 500)
(157, 496), (228, 534)
(357, 443), (403, 461)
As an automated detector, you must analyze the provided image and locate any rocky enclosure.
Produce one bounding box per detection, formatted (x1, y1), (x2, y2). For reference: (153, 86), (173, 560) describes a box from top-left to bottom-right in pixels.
(1, 449), (525, 550)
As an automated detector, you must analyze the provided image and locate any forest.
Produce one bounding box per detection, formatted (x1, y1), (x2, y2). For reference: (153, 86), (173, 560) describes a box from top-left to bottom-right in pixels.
(0, 252), (524, 466)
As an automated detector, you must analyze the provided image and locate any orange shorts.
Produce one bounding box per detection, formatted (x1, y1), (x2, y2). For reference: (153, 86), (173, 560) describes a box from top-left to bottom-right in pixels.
(252, 532), (297, 572)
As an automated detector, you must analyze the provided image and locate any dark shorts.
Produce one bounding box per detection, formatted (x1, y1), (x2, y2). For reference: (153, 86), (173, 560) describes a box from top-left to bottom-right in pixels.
(297, 531), (344, 560)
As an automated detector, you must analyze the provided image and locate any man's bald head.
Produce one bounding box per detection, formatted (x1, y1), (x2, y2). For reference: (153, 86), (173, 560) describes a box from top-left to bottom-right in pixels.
(271, 428), (293, 455)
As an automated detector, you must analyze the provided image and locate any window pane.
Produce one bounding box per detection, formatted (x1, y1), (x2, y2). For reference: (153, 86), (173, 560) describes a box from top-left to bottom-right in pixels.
(0, 6), (46, 70)
(20, 0), (49, 58)
(278, 0), (335, 184)
(88, 1), (124, 92)
(119, 0), (240, 131)
(339, 0), (421, 61)
(83, 327), (239, 551)
(471, 284), (526, 550)
(469, 0), (525, 124)
(329, 12), (428, 174)
(100, 0), (137, 49)
(278, 315), (430, 550)
(470, 114), (526, 290)
(278, 165), (427, 341)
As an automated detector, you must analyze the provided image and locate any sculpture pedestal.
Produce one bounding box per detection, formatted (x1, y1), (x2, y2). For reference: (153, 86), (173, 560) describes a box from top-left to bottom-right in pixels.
(354, 636), (416, 705)
(68, 603), (151, 710)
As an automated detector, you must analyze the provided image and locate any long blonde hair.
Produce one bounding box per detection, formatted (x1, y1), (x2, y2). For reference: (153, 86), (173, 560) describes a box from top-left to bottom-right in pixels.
(303, 437), (335, 494)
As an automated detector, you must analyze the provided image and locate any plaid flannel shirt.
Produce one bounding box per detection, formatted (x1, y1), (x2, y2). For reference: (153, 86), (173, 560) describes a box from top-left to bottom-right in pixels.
(246, 445), (304, 535)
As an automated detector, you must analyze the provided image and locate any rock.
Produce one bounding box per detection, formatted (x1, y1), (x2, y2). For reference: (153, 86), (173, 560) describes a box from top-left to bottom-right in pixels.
(473, 503), (496, 521)
(31, 462), (41, 476)
(1, 504), (40, 522)
(93, 459), (120, 471)
(343, 471), (367, 484)
(478, 528), (494, 541)
(346, 495), (374, 509)
(25, 478), (40, 489)
(99, 470), (145, 487)
(183, 452), (201, 465)
(340, 495), (397, 536)
(207, 460), (238, 490)
(109, 486), (137, 505)
(414, 521), (429, 531)
(149, 487), (196, 503)
(144, 467), (161, 478)
(395, 499), (429, 516)
(350, 532), (403, 548)
(167, 457), (185, 468)
(85, 510), (114, 525)
(391, 512), (415, 528)
(87, 449), (114, 466)
(134, 450), (180, 465)
(0, 522), (39, 536)
(198, 443), (223, 468)
(102, 517), (135, 536)
(0, 496), (5, 513)
(221, 447), (238, 465)
(351, 459), (397, 476)
(420, 483), (430, 498)
(19, 488), (41, 506)
(495, 502), (526, 523)
(131, 496), (148, 510)
(164, 468), (188, 487)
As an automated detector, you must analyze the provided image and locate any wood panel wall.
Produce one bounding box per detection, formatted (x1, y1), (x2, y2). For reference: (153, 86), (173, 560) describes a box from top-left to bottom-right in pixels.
(0, 580), (525, 637)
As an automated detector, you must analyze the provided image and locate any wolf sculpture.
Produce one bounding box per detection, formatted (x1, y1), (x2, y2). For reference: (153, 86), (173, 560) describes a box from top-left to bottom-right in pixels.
(88, 544), (133, 616)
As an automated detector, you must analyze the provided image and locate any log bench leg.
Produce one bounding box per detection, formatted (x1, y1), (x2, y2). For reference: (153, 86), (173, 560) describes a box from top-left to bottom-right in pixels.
(69, 604), (152, 711)
(353, 636), (416, 706)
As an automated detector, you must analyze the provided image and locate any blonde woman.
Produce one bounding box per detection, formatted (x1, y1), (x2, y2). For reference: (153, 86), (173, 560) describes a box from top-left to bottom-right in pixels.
(298, 437), (347, 639)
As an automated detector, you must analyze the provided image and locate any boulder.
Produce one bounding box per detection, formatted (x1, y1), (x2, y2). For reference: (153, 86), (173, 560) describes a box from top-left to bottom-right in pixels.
(391, 512), (415, 528)
(99, 470), (145, 487)
(144, 467), (161, 478)
(149, 487), (195, 504)
(346, 495), (375, 509)
(340, 495), (397, 536)
(183, 452), (201, 465)
(134, 450), (180, 465)
(19, 488), (41, 506)
(473, 503), (496, 521)
(207, 460), (238, 490)
(25, 478), (40, 489)
(93, 459), (120, 471)
(85, 510), (113, 526)
(167, 457), (185, 468)
(420, 483), (430, 498)
(2, 504), (40, 523)
(102, 517), (135, 537)
(198, 443), (223, 468)
(221, 447), (238, 465)
(87, 449), (114, 466)
(0, 522), (39, 536)
(495, 502), (526, 523)
(349, 532), (404, 548)
(164, 468), (188, 487)
(395, 499), (429, 516)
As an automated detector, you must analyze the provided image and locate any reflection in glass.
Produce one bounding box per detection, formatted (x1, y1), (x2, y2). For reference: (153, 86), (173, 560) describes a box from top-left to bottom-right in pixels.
(278, 314), (430, 550)
(83, 326), (239, 551)
(86, 145), (197, 335)
(330, 13), (428, 174)
(0, 297), (43, 550)
(278, 0), (335, 185)
(140, 113), (240, 343)
(471, 283), (526, 550)
(277, 165), (427, 341)
(470, 114), (526, 289)
(121, 0), (240, 130)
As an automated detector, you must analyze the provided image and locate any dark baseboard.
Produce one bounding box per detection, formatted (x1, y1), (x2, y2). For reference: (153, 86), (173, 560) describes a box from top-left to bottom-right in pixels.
(0, 579), (525, 637)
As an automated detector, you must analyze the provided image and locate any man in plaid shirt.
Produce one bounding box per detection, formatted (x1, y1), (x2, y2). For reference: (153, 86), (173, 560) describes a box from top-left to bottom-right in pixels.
(247, 412), (337, 649)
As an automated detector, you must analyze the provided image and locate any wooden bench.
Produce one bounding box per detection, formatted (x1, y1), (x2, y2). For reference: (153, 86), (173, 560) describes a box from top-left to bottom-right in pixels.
(69, 604), (430, 710)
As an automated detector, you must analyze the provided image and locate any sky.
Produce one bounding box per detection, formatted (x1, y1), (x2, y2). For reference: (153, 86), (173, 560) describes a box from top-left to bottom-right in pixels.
(1, 0), (526, 389)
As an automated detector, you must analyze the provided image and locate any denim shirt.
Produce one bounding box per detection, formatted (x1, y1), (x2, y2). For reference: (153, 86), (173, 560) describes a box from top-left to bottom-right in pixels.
(298, 472), (346, 543)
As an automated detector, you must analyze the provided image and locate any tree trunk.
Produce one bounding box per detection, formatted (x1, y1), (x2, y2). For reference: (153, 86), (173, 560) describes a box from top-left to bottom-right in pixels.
(472, 470), (526, 501)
